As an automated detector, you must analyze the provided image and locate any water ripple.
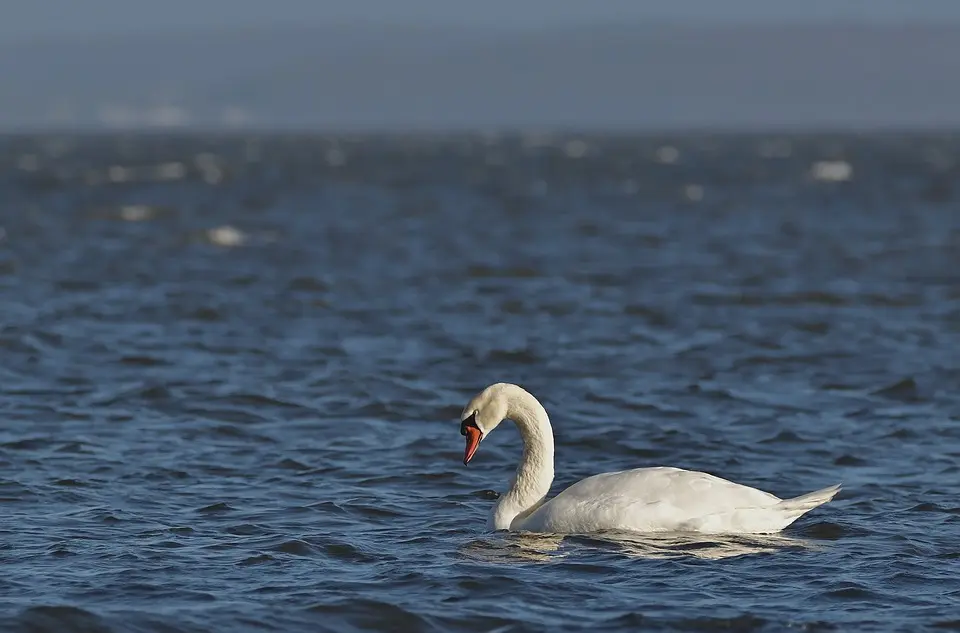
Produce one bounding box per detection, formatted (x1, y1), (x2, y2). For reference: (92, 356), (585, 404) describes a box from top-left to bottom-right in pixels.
(0, 133), (959, 632)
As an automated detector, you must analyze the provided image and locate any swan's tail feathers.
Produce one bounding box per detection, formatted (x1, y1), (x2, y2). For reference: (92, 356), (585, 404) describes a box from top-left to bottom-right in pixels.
(777, 483), (842, 517)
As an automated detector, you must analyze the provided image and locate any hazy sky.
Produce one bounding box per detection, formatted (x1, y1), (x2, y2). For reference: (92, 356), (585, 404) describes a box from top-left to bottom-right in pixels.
(5, 0), (960, 42)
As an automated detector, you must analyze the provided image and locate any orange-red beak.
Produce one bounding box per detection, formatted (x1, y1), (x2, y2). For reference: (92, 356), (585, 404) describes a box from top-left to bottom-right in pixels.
(463, 425), (482, 465)
(460, 414), (483, 465)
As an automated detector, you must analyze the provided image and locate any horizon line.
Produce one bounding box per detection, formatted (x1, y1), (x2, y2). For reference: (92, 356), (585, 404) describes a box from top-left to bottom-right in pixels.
(5, 17), (960, 47)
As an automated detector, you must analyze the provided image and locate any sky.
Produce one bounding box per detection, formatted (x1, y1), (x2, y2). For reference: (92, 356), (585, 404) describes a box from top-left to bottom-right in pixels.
(5, 0), (960, 42)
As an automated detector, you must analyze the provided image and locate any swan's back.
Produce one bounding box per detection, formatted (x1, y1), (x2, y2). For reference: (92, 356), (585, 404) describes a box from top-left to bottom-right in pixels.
(518, 466), (834, 535)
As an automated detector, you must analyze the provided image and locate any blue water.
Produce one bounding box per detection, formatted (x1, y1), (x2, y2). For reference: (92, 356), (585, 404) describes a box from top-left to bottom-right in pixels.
(0, 133), (959, 632)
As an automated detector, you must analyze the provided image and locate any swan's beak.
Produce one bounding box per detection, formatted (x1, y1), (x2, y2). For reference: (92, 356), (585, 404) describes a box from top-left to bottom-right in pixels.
(460, 414), (483, 465)
(463, 425), (482, 465)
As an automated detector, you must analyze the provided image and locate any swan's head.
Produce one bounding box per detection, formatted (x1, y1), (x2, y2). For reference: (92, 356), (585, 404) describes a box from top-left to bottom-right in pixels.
(459, 383), (510, 465)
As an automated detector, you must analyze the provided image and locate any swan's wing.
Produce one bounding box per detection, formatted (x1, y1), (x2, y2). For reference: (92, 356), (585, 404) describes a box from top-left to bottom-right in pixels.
(521, 467), (785, 534)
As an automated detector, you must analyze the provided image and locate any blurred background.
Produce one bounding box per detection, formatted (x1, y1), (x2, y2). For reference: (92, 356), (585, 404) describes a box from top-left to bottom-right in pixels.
(4, 0), (960, 130)
(2, 3), (960, 633)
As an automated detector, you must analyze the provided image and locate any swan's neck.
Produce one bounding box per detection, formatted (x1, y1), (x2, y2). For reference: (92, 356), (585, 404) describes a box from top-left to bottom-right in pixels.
(489, 387), (555, 531)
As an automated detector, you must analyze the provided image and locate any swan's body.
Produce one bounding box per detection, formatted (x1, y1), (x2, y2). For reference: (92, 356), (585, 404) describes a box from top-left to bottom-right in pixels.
(459, 383), (840, 535)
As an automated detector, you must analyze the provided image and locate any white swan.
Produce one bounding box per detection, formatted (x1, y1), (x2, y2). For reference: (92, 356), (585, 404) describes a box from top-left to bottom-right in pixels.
(459, 383), (841, 535)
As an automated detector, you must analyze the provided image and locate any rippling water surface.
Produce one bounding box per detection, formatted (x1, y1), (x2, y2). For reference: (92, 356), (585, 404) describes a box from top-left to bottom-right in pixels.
(1, 133), (959, 632)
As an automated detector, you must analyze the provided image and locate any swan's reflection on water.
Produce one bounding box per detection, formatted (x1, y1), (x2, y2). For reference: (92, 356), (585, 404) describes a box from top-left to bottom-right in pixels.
(460, 530), (817, 563)
(570, 530), (816, 560)
(460, 532), (567, 563)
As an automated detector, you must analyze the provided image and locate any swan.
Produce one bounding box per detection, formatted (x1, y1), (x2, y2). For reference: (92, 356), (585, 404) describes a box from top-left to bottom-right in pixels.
(458, 383), (841, 534)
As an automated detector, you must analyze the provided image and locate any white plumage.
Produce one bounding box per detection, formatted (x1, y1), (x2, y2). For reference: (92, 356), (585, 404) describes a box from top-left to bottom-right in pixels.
(459, 383), (840, 535)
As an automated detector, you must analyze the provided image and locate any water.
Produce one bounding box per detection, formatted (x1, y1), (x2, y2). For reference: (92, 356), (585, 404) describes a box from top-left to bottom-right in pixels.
(1, 132), (959, 632)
